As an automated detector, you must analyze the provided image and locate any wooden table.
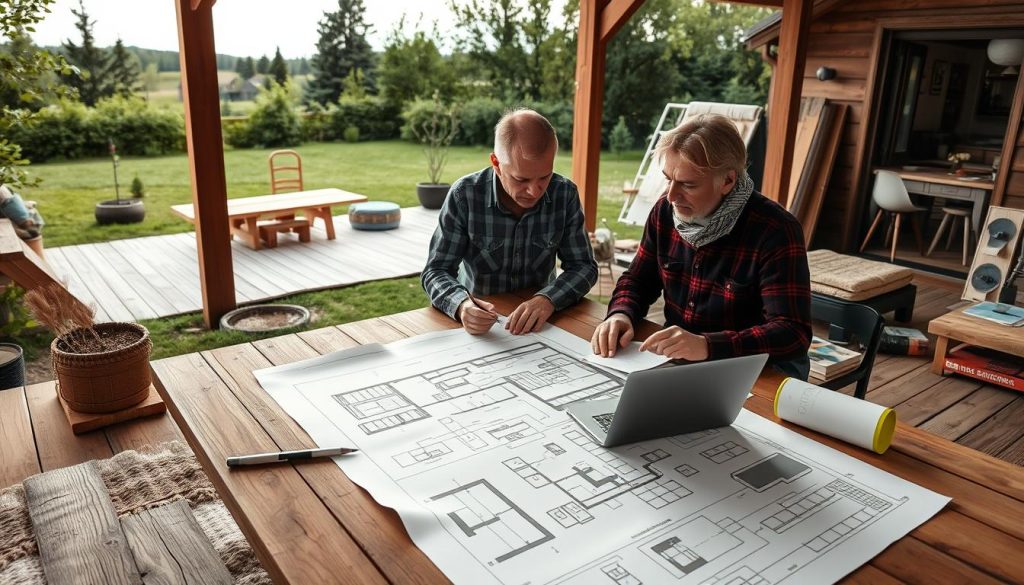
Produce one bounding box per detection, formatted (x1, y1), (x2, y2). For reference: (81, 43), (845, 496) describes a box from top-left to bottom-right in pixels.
(875, 166), (994, 234)
(928, 303), (1024, 374)
(171, 188), (368, 250)
(144, 294), (1024, 584)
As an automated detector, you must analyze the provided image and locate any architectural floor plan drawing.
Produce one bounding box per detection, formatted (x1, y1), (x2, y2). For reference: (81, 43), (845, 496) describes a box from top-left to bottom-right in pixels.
(255, 326), (949, 585)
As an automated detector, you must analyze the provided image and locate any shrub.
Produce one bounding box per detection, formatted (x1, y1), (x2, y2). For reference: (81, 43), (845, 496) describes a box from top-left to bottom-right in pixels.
(343, 125), (360, 143)
(227, 82), (303, 148)
(609, 116), (633, 154)
(90, 95), (185, 156)
(10, 99), (91, 162)
(301, 103), (333, 142)
(405, 92), (459, 185)
(130, 176), (145, 198)
(331, 96), (401, 141)
(453, 97), (504, 146)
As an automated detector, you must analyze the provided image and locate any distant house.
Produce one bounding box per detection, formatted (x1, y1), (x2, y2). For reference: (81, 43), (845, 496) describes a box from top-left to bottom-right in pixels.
(219, 73), (263, 102)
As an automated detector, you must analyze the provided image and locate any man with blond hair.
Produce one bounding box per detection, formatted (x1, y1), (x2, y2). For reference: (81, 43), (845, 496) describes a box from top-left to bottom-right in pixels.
(592, 114), (811, 378)
(422, 109), (597, 335)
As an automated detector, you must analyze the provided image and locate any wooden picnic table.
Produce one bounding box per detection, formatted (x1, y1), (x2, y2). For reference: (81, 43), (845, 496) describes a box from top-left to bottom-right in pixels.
(143, 294), (1024, 584)
(170, 188), (368, 250)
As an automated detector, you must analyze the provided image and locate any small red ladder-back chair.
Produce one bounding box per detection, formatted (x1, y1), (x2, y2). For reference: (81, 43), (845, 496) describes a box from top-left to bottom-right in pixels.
(268, 150), (303, 194)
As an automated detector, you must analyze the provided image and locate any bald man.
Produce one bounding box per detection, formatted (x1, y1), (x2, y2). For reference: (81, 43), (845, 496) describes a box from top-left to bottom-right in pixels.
(422, 108), (598, 335)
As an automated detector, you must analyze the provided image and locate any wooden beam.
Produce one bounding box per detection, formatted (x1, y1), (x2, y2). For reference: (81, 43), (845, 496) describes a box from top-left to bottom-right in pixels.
(190, 0), (215, 10)
(992, 71), (1024, 207)
(762, 0), (813, 205)
(600, 0), (646, 42)
(175, 0), (235, 328)
(573, 0), (607, 233)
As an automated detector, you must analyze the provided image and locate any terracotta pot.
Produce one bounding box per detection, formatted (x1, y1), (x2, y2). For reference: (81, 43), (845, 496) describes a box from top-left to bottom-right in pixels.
(51, 322), (152, 413)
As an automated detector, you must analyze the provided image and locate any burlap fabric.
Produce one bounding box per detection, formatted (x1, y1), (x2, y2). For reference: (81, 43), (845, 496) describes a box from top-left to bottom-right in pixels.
(0, 441), (269, 584)
(808, 249), (914, 301)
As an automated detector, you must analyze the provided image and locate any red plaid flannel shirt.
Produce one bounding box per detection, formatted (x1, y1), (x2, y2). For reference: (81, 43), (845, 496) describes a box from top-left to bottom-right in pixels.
(608, 192), (811, 363)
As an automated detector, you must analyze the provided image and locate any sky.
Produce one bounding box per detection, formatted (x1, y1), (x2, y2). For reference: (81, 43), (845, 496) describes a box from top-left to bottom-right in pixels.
(29, 0), (476, 59)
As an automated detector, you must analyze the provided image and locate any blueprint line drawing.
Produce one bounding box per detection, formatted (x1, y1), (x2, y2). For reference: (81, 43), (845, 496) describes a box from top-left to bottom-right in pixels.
(254, 326), (950, 585)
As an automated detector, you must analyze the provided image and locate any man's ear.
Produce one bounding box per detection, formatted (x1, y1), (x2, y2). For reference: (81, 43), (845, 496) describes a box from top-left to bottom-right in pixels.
(719, 170), (737, 195)
(489, 152), (500, 172)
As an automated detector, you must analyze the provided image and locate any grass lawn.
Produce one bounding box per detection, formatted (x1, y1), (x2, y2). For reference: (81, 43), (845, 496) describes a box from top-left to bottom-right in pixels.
(14, 141), (647, 380)
(25, 141), (646, 248)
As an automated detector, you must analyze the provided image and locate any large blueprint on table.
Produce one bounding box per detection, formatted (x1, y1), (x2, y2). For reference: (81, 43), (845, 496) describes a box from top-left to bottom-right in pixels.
(255, 326), (949, 585)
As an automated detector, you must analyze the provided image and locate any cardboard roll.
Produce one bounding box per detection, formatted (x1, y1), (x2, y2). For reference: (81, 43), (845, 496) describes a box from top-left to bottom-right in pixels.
(970, 263), (1003, 293)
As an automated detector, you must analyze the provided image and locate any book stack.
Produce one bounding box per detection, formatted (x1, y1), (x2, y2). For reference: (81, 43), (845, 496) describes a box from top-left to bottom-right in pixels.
(808, 336), (862, 381)
(943, 344), (1023, 393)
(879, 327), (930, 356)
(963, 302), (1024, 326)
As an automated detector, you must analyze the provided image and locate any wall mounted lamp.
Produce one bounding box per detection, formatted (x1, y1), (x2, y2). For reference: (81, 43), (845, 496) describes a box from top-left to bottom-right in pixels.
(816, 66), (837, 82)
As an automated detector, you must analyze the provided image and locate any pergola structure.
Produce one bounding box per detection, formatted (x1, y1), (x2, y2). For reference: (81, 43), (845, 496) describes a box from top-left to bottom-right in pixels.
(175, 0), (809, 327)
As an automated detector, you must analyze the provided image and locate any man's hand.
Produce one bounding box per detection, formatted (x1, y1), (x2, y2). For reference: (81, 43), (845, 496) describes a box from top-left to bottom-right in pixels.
(639, 326), (709, 361)
(591, 313), (634, 357)
(458, 297), (498, 335)
(506, 295), (555, 335)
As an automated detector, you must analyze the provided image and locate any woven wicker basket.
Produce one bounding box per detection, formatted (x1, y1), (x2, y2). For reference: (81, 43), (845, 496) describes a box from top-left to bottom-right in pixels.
(51, 322), (153, 413)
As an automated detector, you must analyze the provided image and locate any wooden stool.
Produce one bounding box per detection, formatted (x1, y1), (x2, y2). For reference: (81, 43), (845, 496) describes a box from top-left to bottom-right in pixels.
(927, 206), (974, 265)
(258, 218), (311, 248)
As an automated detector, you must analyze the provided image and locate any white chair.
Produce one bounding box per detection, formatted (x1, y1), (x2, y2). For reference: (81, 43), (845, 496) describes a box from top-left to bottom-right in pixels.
(859, 170), (927, 262)
(927, 206), (975, 265)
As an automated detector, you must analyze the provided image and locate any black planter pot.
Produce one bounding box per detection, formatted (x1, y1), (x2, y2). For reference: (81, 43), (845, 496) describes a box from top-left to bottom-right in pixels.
(95, 199), (145, 225)
(417, 183), (450, 210)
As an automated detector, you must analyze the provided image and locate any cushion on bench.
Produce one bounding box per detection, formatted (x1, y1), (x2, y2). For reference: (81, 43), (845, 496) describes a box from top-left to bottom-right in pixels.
(349, 201), (401, 231)
(808, 249), (914, 301)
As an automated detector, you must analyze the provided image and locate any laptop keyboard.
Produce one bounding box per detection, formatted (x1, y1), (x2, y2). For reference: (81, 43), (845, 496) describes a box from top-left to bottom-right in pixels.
(593, 413), (615, 432)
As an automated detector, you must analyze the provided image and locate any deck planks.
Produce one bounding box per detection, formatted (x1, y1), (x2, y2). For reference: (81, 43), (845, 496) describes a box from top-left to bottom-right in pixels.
(47, 207), (438, 321)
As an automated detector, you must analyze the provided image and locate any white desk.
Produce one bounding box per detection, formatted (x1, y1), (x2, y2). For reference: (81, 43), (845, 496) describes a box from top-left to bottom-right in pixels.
(876, 167), (994, 234)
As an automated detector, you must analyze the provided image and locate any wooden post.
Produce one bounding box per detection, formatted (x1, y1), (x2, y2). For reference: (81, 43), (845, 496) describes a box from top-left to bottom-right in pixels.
(175, 0), (235, 328)
(573, 0), (646, 232)
(761, 0), (812, 206)
(572, 0), (606, 234)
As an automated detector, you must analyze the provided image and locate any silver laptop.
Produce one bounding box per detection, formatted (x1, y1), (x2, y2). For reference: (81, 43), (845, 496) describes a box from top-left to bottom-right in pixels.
(566, 353), (769, 447)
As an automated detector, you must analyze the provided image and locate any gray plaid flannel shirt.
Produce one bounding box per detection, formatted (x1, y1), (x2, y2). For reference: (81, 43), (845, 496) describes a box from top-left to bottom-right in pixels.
(422, 167), (598, 320)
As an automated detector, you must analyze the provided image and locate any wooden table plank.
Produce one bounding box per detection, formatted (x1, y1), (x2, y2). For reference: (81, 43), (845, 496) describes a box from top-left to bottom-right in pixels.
(151, 352), (387, 585)
(338, 319), (408, 345)
(203, 336), (446, 584)
(104, 412), (184, 455)
(24, 382), (113, 472)
(296, 325), (360, 355)
(24, 461), (141, 585)
(872, 536), (1004, 585)
(121, 500), (233, 585)
(0, 386), (41, 488)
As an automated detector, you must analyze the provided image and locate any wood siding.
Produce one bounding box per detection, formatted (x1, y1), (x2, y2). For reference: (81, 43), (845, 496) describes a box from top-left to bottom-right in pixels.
(773, 2), (1024, 250)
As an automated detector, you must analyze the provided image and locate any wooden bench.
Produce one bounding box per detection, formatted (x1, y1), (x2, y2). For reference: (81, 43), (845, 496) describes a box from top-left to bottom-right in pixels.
(170, 188), (369, 250)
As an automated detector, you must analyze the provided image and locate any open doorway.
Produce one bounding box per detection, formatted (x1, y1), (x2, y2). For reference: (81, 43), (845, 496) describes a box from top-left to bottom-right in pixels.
(863, 30), (1023, 277)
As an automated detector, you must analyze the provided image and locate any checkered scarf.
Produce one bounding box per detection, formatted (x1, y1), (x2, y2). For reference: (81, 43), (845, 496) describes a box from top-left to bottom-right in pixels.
(673, 172), (754, 249)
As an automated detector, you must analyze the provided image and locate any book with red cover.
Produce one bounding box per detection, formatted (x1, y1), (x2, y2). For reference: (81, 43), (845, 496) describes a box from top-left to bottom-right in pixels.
(943, 344), (1024, 392)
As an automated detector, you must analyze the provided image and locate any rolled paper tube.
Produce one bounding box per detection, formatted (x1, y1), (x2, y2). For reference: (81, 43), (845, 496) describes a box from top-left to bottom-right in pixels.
(774, 378), (896, 454)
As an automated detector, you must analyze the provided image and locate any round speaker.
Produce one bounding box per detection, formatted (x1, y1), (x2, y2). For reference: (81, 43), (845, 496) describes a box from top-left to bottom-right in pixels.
(971, 263), (1003, 293)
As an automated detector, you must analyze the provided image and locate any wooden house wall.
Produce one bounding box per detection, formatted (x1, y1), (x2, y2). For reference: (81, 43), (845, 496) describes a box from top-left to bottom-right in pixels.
(787, 0), (1024, 251)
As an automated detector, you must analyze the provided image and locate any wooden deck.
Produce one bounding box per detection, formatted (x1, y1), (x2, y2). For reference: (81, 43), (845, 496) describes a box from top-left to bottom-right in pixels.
(593, 265), (1024, 466)
(44, 206), (440, 322)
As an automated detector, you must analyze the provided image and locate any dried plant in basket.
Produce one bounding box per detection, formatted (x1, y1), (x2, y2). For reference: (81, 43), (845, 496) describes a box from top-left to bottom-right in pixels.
(24, 283), (112, 353)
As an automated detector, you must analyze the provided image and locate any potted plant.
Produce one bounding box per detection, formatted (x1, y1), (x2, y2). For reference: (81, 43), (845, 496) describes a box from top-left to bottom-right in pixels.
(25, 283), (152, 413)
(411, 92), (459, 209)
(95, 139), (145, 225)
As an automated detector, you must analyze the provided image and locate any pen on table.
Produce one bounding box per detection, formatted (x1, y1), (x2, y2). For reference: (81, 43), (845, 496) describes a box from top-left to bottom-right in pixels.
(226, 447), (358, 467)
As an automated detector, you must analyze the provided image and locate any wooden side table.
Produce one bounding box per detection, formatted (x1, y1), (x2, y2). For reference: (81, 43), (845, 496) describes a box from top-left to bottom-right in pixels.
(928, 304), (1024, 374)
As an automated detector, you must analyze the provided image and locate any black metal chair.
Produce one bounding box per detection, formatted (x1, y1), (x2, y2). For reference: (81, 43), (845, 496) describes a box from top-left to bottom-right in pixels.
(811, 297), (885, 400)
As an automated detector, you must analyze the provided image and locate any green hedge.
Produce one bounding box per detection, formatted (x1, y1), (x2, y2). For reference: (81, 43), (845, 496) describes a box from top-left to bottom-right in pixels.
(401, 97), (574, 148)
(13, 96), (185, 162)
(225, 83), (303, 148)
(330, 96), (401, 141)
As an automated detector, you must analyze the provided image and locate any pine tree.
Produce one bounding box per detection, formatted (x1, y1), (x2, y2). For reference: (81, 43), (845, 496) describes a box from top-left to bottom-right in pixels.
(305, 0), (375, 106)
(270, 47), (289, 85)
(106, 39), (141, 97)
(238, 56), (255, 80)
(298, 57), (310, 75)
(62, 0), (112, 106)
(256, 54), (270, 74)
